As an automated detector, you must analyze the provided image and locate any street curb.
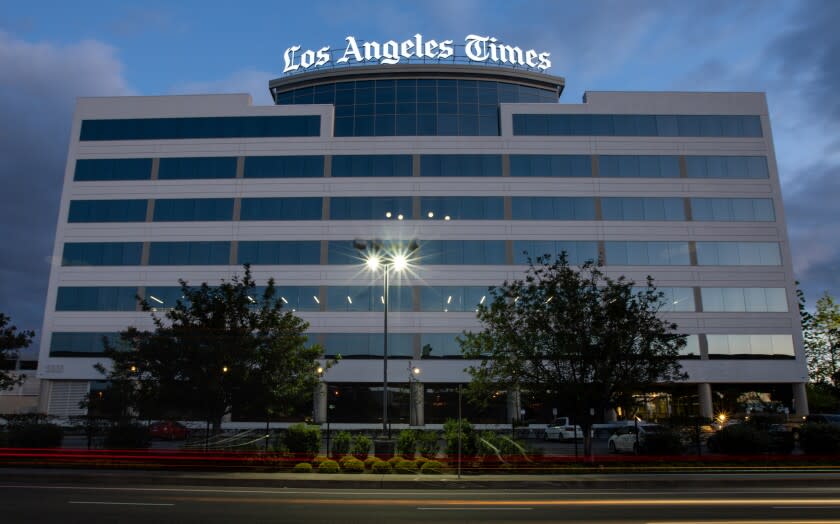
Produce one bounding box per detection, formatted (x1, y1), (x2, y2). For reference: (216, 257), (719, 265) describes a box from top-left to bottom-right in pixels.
(5, 468), (840, 490)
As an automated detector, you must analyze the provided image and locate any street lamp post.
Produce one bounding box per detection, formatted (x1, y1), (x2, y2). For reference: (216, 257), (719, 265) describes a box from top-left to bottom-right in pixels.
(408, 362), (421, 426)
(354, 239), (417, 436)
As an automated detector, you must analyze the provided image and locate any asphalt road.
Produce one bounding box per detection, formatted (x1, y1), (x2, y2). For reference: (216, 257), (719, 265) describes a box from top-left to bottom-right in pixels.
(3, 476), (840, 523)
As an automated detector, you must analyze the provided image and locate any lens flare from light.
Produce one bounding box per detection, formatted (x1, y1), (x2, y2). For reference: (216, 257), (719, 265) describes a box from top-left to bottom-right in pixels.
(366, 254), (381, 271)
(392, 254), (408, 272)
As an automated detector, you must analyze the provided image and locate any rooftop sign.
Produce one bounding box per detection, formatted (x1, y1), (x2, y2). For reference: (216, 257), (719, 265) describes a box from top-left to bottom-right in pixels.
(283, 34), (551, 75)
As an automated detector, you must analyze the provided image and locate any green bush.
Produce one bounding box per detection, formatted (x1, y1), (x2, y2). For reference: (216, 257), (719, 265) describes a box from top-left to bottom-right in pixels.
(284, 424), (321, 458)
(311, 455), (329, 467)
(444, 418), (477, 457)
(394, 459), (418, 474)
(7, 423), (63, 448)
(105, 424), (150, 449)
(396, 429), (417, 457)
(421, 460), (444, 474)
(371, 460), (392, 474)
(387, 456), (403, 466)
(713, 424), (770, 454)
(414, 456), (429, 469)
(417, 430), (440, 458)
(318, 459), (340, 473)
(293, 462), (313, 473)
(341, 457), (365, 473)
(364, 456), (383, 469)
(351, 434), (372, 459)
(800, 423), (840, 454)
(641, 429), (684, 455)
(331, 431), (352, 457)
(338, 454), (356, 467)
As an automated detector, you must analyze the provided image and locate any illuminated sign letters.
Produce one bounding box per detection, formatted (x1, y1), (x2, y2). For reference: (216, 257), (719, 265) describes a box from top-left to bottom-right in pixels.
(283, 34), (551, 73)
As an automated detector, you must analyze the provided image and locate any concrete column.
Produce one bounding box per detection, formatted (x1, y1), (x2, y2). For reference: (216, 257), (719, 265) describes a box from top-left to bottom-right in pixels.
(793, 382), (809, 417)
(410, 381), (424, 426)
(698, 383), (713, 420)
(313, 382), (327, 423)
(604, 408), (617, 422)
(507, 388), (522, 423)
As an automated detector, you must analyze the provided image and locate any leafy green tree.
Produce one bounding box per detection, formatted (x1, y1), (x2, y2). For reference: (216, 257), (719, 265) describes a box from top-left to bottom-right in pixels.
(459, 254), (686, 455)
(804, 291), (840, 388)
(100, 265), (322, 432)
(0, 313), (34, 391)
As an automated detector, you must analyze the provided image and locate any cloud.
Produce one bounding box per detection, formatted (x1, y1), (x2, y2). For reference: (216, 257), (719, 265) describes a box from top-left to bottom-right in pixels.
(0, 31), (132, 355)
(170, 69), (275, 105)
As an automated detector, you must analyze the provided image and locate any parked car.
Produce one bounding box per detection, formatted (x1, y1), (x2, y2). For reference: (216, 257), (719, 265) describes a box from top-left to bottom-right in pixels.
(543, 417), (583, 441)
(148, 421), (189, 440)
(608, 424), (665, 453)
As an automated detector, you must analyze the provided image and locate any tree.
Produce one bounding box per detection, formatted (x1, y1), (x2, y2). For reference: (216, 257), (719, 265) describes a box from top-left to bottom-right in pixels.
(0, 313), (34, 391)
(804, 291), (840, 389)
(100, 265), (322, 432)
(459, 254), (687, 456)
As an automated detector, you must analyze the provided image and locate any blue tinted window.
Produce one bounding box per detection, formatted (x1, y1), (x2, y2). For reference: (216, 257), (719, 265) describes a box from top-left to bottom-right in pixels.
(240, 197), (323, 220)
(632, 287), (696, 312)
(238, 241), (321, 265)
(272, 286), (321, 312)
(511, 197), (596, 220)
(68, 200), (147, 222)
(602, 198), (685, 221)
(420, 197), (504, 220)
(420, 286), (487, 312)
(153, 198), (233, 221)
(321, 333), (414, 358)
(148, 241), (231, 265)
(56, 287), (138, 311)
(685, 156), (769, 179)
(330, 197), (412, 220)
(701, 287), (788, 312)
(513, 114), (762, 137)
(158, 157), (237, 179)
(691, 198), (775, 221)
(706, 334), (794, 359)
(74, 158), (151, 181)
(142, 287), (185, 311)
(695, 242), (781, 266)
(326, 286), (412, 312)
(49, 332), (122, 357)
(421, 240), (506, 264)
(513, 240), (599, 264)
(599, 156), (680, 178)
(327, 240), (366, 265)
(421, 155), (502, 177)
(244, 156), (324, 178)
(605, 241), (691, 265)
(509, 155), (591, 177)
(80, 115), (321, 140)
(62, 242), (142, 266)
(419, 333), (463, 358)
(331, 155), (412, 177)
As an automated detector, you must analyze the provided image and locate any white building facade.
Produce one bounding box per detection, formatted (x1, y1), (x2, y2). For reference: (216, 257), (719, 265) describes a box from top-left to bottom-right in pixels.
(37, 64), (808, 424)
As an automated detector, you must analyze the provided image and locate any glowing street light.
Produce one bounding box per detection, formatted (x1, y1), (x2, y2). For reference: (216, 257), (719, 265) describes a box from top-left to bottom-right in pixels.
(354, 239), (419, 435)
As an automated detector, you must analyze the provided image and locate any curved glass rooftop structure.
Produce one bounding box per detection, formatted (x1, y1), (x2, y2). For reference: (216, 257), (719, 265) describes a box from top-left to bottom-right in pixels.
(269, 65), (564, 136)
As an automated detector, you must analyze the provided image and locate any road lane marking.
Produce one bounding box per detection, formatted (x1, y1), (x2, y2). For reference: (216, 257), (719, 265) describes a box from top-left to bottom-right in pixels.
(69, 501), (174, 506)
(418, 507), (532, 511)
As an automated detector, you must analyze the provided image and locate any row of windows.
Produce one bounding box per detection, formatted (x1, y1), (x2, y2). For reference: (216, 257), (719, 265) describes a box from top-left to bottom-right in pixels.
(275, 79), (557, 137)
(72, 155), (770, 181)
(67, 197), (776, 223)
(60, 240), (783, 267)
(512, 114), (763, 137)
(48, 331), (793, 359)
(79, 116), (321, 141)
(54, 285), (788, 313)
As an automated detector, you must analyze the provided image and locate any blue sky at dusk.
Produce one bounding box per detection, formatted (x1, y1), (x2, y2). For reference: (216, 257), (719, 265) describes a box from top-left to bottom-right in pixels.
(0, 0), (838, 356)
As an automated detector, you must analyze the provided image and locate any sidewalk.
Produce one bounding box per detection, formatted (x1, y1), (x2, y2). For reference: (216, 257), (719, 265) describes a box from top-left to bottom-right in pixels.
(6, 467), (840, 490)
